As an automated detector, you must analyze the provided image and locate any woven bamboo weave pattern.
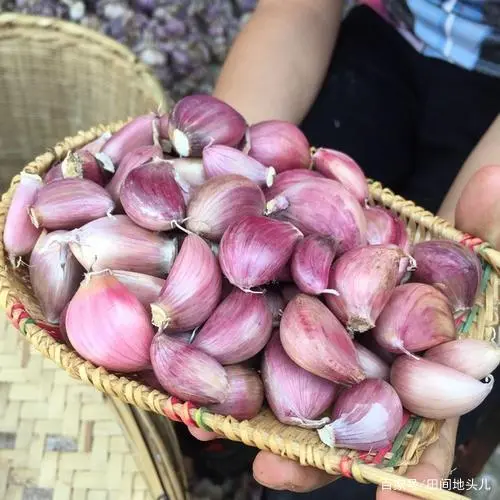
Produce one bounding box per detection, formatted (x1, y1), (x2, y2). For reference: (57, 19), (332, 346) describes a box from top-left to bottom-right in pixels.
(0, 315), (154, 500)
(0, 13), (166, 190)
(0, 122), (498, 500)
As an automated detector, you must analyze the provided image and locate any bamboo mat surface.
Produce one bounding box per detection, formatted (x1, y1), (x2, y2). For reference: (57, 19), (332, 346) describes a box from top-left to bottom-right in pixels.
(0, 315), (154, 500)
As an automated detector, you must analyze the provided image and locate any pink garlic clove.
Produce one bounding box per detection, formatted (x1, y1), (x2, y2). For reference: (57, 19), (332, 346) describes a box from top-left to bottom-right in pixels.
(112, 270), (164, 307)
(262, 331), (338, 428)
(186, 174), (265, 240)
(264, 290), (285, 328)
(247, 120), (311, 173)
(80, 131), (112, 155)
(30, 178), (115, 230)
(30, 230), (83, 324)
(424, 339), (500, 380)
(280, 294), (365, 385)
(325, 245), (410, 332)
(290, 234), (338, 295)
(318, 379), (403, 451)
(61, 150), (106, 186)
(411, 240), (482, 314)
(151, 234), (222, 333)
(193, 288), (273, 364)
(99, 114), (158, 169)
(203, 145), (276, 188)
(219, 215), (303, 291)
(373, 283), (456, 355)
(264, 169), (323, 201)
(312, 148), (369, 204)
(3, 172), (43, 264)
(106, 145), (163, 206)
(150, 333), (229, 405)
(68, 215), (178, 277)
(166, 94), (247, 157)
(265, 178), (367, 255)
(208, 365), (264, 420)
(120, 161), (185, 231)
(66, 271), (155, 372)
(364, 206), (411, 252)
(390, 356), (494, 419)
(43, 163), (66, 184)
(354, 342), (390, 381)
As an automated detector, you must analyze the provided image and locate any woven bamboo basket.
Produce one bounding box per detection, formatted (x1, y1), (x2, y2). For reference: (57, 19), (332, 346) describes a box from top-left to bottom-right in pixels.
(0, 13), (167, 190)
(1, 120), (499, 500)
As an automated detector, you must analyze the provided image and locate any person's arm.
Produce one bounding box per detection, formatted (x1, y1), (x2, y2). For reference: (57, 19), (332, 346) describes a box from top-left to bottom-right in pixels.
(438, 115), (500, 223)
(213, 0), (344, 124)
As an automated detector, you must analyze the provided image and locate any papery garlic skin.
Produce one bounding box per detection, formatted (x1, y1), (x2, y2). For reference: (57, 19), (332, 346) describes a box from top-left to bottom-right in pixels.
(167, 95), (247, 157)
(412, 240), (482, 314)
(186, 175), (265, 240)
(112, 270), (164, 307)
(30, 230), (83, 324)
(30, 178), (115, 230)
(248, 120), (311, 173)
(265, 178), (367, 255)
(326, 245), (409, 332)
(106, 145), (163, 205)
(290, 234), (338, 295)
(193, 288), (272, 364)
(262, 331), (338, 428)
(151, 333), (229, 405)
(209, 365), (264, 420)
(203, 145), (276, 188)
(280, 294), (365, 385)
(354, 342), (390, 380)
(390, 356), (494, 419)
(312, 148), (369, 204)
(373, 283), (456, 354)
(318, 379), (403, 451)
(424, 339), (500, 380)
(169, 157), (206, 195)
(151, 234), (222, 333)
(101, 114), (157, 167)
(66, 271), (154, 372)
(120, 162), (185, 231)
(69, 215), (178, 277)
(4, 172), (43, 264)
(219, 216), (303, 290)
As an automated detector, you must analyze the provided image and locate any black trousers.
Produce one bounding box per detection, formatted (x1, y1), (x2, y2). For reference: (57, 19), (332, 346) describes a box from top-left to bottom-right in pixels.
(265, 6), (500, 500)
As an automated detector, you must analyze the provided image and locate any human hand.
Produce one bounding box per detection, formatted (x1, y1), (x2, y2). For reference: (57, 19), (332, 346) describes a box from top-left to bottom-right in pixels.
(189, 417), (458, 495)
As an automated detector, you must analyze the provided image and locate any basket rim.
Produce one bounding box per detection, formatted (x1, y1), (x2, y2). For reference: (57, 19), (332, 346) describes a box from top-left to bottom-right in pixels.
(0, 12), (168, 111)
(0, 121), (492, 500)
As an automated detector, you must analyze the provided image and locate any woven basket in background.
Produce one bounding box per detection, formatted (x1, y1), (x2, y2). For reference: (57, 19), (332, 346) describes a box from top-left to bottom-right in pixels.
(0, 13), (167, 191)
(1, 120), (499, 500)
